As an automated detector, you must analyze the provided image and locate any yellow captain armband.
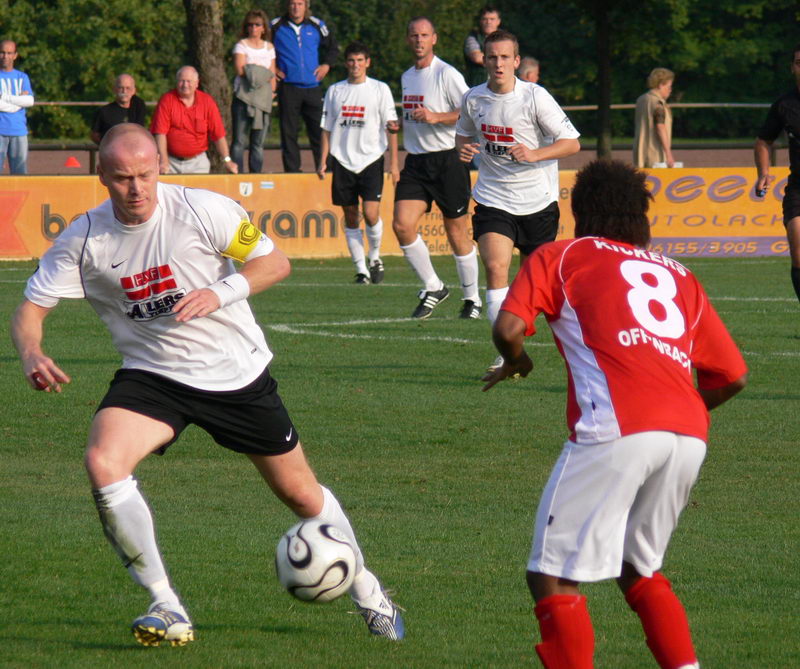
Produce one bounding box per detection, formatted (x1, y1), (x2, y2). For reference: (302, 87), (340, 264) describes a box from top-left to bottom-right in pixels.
(223, 219), (263, 262)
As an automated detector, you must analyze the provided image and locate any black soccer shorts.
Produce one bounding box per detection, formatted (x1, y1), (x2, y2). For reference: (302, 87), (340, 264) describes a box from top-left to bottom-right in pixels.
(96, 366), (299, 456)
(394, 148), (471, 219)
(472, 201), (560, 256)
(330, 155), (385, 206)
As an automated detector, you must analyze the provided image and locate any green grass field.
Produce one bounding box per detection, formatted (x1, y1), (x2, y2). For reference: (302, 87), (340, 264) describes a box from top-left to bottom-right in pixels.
(1, 255), (798, 668)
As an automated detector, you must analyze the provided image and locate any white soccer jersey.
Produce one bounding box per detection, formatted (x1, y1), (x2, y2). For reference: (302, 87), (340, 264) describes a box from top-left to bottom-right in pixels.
(401, 56), (468, 155)
(25, 182), (275, 391)
(320, 77), (397, 174)
(456, 80), (580, 215)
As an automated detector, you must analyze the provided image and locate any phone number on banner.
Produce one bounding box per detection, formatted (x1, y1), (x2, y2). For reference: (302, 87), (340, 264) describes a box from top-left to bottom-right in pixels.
(649, 237), (788, 257)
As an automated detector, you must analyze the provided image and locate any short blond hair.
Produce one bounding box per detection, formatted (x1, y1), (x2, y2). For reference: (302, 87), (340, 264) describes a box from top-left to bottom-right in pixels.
(647, 67), (674, 89)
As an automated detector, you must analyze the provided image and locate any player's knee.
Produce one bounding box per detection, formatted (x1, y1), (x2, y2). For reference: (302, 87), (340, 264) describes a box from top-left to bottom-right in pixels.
(84, 444), (128, 486)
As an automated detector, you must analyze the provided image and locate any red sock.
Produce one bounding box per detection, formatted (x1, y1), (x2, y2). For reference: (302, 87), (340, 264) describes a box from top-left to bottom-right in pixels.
(534, 594), (594, 669)
(625, 572), (697, 669)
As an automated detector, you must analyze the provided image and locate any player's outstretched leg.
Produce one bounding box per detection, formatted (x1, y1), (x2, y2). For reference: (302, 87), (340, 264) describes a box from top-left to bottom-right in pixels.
(93, 475), (194, 647)
(309, 486), (405, 640)
(624, 572), (698, 669)
(249, 447), (404, 640)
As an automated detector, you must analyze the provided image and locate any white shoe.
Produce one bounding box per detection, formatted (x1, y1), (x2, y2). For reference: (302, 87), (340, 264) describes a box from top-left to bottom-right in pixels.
(487, 355), (504, 373)
(131, 601), (194, 647)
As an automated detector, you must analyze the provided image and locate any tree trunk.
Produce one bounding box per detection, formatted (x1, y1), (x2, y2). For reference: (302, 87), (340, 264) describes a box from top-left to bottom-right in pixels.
(595, 6), (612, 159)
(183, 0), (231, 172)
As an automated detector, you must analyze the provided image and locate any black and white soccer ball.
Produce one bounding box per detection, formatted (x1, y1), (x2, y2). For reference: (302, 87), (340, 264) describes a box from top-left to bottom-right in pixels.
(275, 520), (357, 603)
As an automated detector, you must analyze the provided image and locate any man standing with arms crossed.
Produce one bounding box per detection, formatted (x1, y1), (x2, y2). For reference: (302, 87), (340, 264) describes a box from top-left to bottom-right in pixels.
(754, 43), (800, 306)
(318, 41), (399, 284)
(456, 30), (580, 374)
(11, 124), (404, 646)
(484, 159), (747, 669)
(393, 16), (482, 320)
(0, 39), (34, 174)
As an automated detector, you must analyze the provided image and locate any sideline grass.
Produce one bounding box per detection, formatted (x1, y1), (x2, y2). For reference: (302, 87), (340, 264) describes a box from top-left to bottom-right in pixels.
(1, 256), (798, 668)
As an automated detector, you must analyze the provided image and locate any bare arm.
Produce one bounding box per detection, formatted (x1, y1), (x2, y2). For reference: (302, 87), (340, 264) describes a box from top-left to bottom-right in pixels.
(509, 137), (581, 164)
(754, 137), (774, 195)
(698, 373), (747, 411)
(317, 129), (330, 179)
(172, 248), (291, 322)
(388, 128), (400, 185)
(154, 134), (170, 174)
(11, 299), (71, 392)
(456, 133), (480, 163)
(655, 122), (675, 167)
(213, 136), (238, 174)
(466, 49), (484, 66)
(234, 52), (247, 78)
(411, 106), (460, 126)
(482, 311), (534, 390)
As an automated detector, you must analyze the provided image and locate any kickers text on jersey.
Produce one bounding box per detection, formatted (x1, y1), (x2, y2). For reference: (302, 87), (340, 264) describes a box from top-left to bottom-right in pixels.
(121, 264), (186, 321)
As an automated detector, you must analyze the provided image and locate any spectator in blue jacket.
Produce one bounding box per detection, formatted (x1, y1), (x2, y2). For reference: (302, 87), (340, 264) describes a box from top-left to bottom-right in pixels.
(271, 0), (338, 173)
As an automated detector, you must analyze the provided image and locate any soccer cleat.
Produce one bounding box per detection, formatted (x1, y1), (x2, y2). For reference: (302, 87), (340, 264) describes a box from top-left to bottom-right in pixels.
(459, 299), (482, 319)
(355, 273), (371, 284)
(487, 355), (504, 373)
(411, 286), (450, 319)
(132, 602), (194, 647)
(357, 593), (405, 641)
(369, 258), (385, 284)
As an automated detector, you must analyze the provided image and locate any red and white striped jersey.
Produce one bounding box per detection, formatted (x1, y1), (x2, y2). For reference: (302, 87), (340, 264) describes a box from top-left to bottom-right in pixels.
(25, 183), (275, 391)
(502, 237), (747, 443)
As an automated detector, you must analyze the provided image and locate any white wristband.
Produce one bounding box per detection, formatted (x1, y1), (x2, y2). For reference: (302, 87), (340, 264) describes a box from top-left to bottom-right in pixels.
(207, 273), (250, 308)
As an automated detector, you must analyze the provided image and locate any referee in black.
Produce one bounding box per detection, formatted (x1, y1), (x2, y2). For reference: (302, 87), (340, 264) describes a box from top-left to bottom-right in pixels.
(754, 43), (800, 304)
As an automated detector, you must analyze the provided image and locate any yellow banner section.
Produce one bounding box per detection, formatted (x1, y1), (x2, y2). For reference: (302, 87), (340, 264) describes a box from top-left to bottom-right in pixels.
(0, 167), (789, 259)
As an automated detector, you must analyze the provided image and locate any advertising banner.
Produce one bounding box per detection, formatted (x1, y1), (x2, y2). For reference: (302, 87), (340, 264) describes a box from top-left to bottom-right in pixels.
(0, 167), (789, 259)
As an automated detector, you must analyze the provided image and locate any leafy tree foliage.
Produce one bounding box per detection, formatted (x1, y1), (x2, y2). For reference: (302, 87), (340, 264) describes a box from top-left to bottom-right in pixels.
(2, 0), (799, 141)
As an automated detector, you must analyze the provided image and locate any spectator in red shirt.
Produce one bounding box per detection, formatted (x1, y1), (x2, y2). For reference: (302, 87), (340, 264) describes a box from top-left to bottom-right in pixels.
(150, 66), (238, 174)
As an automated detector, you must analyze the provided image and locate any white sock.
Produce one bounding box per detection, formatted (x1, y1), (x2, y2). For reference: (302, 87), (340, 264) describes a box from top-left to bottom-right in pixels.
(453, 247), (481, 303)
(365, 218), (383, 264)
(345, 227), (369, 276)
(486, 286), (510, 325)
(308, 485), (382, 606)
(401, 235), (443, 292)
(93, 476), (180, 608)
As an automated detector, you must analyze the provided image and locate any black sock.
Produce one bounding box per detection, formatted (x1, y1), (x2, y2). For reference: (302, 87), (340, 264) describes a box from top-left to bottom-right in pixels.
(792, 267), (800, 303)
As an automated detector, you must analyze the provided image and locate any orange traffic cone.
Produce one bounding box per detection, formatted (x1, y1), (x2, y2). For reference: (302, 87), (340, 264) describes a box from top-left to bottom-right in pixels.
(64, 156), (81, 168)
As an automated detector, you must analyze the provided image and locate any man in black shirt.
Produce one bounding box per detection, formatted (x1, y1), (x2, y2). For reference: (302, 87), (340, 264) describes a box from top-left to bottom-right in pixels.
(91, 74), (147, 144)
(755, 43), (800, 303)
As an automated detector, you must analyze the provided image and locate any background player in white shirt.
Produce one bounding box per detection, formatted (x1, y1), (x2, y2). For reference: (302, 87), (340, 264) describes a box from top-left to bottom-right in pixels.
(484, 159), (747, 669)
(393, 16), (482, 320)
(318, 41), (399, 284)
(456, 30), (580, 376)
(10, 124), (404, 646)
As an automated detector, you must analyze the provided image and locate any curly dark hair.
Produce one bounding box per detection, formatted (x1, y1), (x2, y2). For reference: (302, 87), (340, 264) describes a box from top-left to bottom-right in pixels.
(571, 160), (653, 247)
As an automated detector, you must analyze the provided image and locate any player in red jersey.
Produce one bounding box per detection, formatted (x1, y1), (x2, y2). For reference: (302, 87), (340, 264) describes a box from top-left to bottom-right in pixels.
(483, 160), (747, 669)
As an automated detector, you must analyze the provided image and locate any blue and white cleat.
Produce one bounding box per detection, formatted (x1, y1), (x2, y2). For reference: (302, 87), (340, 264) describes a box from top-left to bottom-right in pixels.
(131, 602), (195, 647)
(357, 592), (405, 640)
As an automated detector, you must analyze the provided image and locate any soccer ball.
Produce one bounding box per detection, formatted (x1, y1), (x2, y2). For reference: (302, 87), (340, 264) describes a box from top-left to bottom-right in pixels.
(275, 520), (357, 603)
